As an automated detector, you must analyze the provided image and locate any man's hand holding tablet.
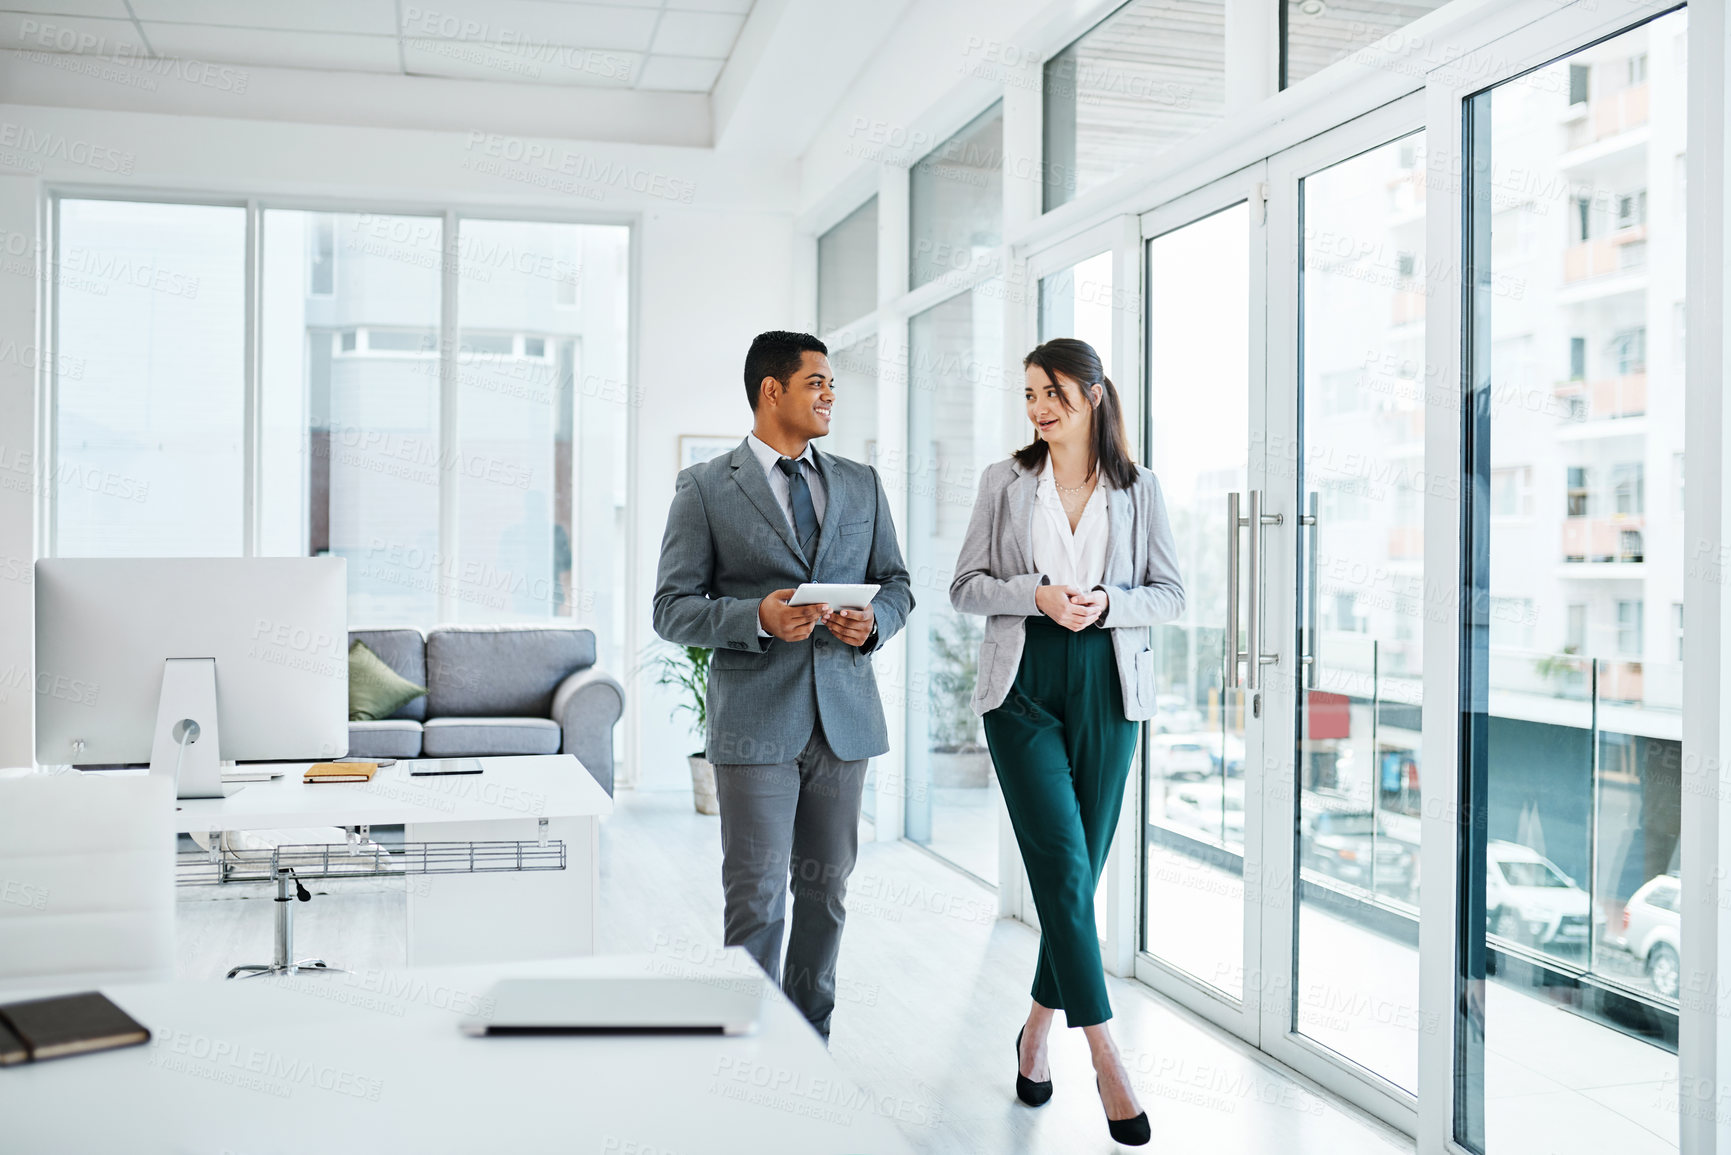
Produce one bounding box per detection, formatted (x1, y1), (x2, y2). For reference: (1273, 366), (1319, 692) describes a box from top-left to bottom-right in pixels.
(759, 584), (879, 647)
(787, 583), (879, 610)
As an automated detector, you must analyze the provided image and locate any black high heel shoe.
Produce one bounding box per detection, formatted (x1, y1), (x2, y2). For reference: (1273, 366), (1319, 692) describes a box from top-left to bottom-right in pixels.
(1014, 1026), (1052, 1107)
(1097, 1077), (1151, 1146)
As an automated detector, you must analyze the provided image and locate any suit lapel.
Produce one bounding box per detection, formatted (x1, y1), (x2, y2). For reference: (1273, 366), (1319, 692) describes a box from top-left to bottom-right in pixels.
(808, 449), (844, 573)
(1008, 463), (1038, 572)
(728, 439), (805, 565)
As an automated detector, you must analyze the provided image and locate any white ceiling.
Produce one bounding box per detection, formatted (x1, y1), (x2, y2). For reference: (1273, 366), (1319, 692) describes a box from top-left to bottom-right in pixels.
(0, 0), (756, 92)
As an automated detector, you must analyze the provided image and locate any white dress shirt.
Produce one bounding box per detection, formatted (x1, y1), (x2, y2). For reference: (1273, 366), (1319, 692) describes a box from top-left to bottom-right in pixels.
(748, 433), (829, 638)
(746, 432), (827, 530)
(1032, 456), (1109, 591)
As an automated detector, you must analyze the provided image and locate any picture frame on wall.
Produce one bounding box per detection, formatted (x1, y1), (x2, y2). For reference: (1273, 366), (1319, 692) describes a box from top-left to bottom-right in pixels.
(678, 435), (740, 471)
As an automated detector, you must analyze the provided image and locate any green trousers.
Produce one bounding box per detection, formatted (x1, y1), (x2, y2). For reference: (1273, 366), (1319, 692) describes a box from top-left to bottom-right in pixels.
(983, 616), (1139, 1027)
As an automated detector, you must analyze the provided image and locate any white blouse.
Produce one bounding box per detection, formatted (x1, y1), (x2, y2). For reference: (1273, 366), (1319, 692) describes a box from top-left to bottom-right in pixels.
(1032, 457), (1109, 591)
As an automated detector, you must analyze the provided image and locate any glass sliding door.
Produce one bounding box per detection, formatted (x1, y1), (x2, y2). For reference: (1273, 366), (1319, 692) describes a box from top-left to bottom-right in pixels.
(1141, 199), (1253, 1004)
(1132, 115), (1435, 1126)
(905, 280), (1007, 883)
(1458, 11), (1685, 1154)
(1291, 134), (1428, 1093)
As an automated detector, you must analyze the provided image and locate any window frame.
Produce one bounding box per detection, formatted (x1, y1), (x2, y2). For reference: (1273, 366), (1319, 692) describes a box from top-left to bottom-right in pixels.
(39, 188), (638, 625)
(1426, 6), (1699, 1155)
(790, 0), (1717, 1146)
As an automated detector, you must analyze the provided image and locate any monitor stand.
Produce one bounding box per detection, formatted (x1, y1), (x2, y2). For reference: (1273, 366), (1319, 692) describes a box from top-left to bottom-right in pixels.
(148, 657), (234, 800)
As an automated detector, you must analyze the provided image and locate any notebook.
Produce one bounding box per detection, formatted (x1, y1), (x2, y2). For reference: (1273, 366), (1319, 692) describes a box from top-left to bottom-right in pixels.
(0, 1019), (26, 1066)
(0, 992), (150, 1063)
(304, 761), (378, 784)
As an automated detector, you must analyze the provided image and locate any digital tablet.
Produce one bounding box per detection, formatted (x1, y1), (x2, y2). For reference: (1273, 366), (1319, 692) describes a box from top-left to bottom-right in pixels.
(786, 583), (879, 609)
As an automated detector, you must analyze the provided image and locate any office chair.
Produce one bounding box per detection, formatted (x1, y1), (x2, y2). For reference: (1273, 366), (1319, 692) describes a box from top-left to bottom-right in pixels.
(0, 772), (175, 991)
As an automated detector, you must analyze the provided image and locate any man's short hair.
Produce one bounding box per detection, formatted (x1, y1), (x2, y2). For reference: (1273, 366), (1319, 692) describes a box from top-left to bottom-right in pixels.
(744, 331), (828, 412)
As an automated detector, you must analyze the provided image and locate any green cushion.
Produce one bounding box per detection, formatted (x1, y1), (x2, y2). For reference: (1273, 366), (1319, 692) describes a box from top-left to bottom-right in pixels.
(348, 639), (428, 722)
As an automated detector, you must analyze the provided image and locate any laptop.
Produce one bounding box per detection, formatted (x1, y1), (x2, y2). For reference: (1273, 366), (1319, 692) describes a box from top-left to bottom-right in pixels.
(460, 977), (765, 1037)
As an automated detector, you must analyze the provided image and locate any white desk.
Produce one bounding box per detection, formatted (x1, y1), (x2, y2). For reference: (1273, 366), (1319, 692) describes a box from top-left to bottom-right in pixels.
(175, 756), (612, 966)
(0, 951), (916, 1155)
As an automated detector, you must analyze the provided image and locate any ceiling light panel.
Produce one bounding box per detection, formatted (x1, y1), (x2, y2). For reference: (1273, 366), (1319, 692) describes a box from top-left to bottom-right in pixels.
(128, 0), (397, 36)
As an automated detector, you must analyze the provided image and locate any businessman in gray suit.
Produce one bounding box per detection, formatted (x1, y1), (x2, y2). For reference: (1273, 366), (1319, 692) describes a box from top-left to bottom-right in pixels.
(652, 330), (912, 1040)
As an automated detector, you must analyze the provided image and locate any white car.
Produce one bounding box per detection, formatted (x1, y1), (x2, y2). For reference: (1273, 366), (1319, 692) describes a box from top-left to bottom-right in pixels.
(1485, 840), (1602, 951)
(1619, 873), (1681, 1000)
(1162, 779), (1245, 844)
(1149, 733), (1218, 781)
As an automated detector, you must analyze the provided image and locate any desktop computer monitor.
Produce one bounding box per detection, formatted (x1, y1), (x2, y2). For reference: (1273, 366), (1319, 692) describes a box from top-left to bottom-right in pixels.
(34, 557), (350, 795)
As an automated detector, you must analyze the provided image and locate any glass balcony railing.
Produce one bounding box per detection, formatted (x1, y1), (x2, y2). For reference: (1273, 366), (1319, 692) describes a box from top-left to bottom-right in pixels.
(1553, 371), (1647, 421)
(1561, 515), (1644, 562)
(1480, 647), (1680, 1006)
(1563, 82), (1650, 150)
(1563, 228), (1648, 282)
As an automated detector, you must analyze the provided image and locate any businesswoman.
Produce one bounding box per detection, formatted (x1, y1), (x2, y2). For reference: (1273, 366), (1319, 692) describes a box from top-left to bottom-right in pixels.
(950, 338), (1183, 1147)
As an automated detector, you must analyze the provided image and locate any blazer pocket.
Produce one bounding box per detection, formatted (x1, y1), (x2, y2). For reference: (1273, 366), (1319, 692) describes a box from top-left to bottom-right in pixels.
(1135, 648), (1155, 709)
(972, 641), (998, 703)
(712, 647), (771, 670)
(839, 519), (870, 536)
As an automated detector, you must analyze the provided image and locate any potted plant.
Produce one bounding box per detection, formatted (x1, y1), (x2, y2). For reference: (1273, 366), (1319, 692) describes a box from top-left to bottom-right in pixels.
(928, 613), (991, 787)
(649, 644), (718, 814)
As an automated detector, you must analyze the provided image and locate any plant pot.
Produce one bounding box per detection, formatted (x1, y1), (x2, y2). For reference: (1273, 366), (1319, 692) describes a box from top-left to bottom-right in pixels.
(689, 754), (719, 815)
(930, 748), (993, 788)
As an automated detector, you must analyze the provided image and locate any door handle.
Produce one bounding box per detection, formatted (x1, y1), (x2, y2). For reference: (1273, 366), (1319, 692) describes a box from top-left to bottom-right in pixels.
(1245, 491), (1282, 691)
(1226, 492), (1241, 689)
(1227, 490), (1282, 691)
(1301, 491), (1318, 688)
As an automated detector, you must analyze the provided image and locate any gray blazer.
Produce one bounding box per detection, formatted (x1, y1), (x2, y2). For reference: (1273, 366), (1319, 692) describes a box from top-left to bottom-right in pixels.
(652, 438), (913, 766)
(949, 457), (1185, 720)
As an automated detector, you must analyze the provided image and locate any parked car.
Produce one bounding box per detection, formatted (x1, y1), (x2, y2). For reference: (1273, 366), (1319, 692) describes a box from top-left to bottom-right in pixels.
(1485, 840), (1603, 952)
(1300, 808), (1417, 899)
(1162, 779), (1245, 845)
(1619, 873), (1681, 1000)
(1150, 733), (1220, 782)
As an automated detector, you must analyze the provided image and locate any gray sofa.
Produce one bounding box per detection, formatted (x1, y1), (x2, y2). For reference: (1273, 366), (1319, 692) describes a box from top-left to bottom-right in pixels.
(347, 626), (624, 794)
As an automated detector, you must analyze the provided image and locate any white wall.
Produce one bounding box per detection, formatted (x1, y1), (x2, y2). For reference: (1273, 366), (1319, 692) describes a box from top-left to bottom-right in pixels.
(0, 101), (798, 774)
(634, 207), (793, 789)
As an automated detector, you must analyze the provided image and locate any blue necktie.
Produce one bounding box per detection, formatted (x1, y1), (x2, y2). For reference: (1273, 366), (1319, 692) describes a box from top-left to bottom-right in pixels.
(776, 456), (819, 560)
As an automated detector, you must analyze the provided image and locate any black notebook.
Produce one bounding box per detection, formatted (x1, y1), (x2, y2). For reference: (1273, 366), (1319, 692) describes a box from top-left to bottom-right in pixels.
(0, 991), (150, 1063)
(0, 1019), (25, 1066)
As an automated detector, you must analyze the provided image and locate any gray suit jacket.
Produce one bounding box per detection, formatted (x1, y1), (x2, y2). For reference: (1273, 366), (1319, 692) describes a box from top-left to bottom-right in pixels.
(950, 457), (1185, 720)
(652, 438), (913, 765)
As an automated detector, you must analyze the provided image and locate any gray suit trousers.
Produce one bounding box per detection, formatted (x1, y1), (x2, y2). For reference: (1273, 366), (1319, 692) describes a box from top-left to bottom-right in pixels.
(713, 722), (866, 1040)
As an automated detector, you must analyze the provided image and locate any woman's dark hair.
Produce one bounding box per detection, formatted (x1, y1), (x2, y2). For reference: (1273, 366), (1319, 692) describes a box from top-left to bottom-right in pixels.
(1014, 338), (1138, 490)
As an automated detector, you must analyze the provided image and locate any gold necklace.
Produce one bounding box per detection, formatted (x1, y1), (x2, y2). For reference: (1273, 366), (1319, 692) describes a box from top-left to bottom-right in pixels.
(1054, 473), (1093, 496)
